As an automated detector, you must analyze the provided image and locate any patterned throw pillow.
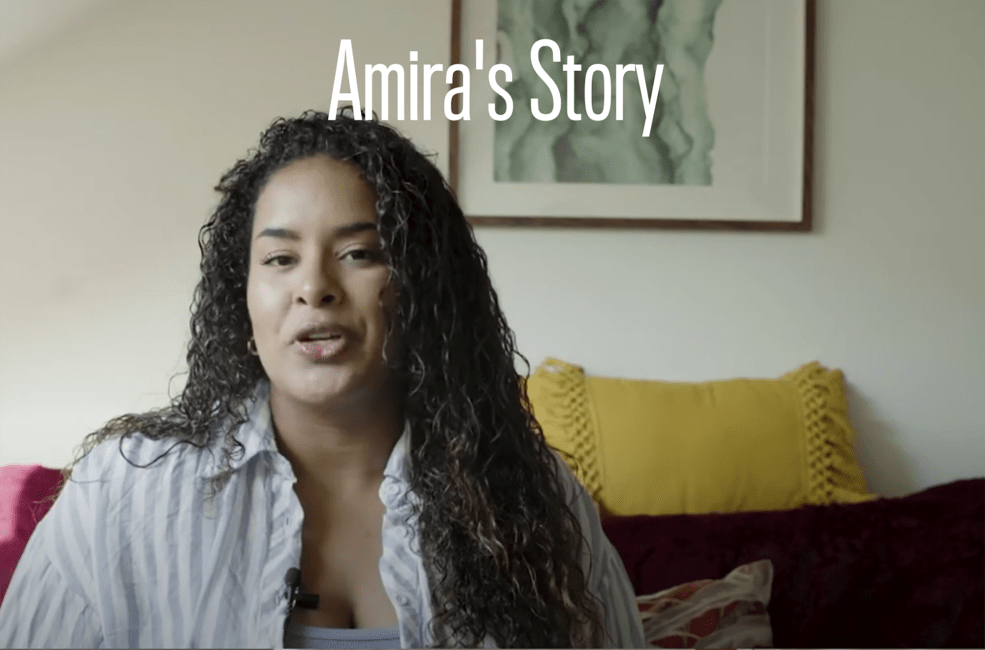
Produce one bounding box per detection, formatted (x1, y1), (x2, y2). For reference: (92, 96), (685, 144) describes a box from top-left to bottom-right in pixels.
(636, 559), (774, 648)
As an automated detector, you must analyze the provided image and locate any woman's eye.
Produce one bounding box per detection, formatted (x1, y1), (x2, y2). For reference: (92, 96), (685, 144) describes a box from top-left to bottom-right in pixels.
(261, 254), (295, 267)
(341, 248), (376, 262)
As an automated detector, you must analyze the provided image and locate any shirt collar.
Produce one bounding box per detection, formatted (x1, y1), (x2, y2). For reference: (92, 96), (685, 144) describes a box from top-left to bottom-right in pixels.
(202, 380), (411, 482)
(200, 380), (278, 478)
(383, 420), (412, 481)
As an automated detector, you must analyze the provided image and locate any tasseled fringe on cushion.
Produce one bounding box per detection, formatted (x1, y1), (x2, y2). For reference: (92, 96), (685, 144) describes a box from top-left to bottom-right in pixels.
(528, 358), (604, 503)
(784, 361), (880, 506)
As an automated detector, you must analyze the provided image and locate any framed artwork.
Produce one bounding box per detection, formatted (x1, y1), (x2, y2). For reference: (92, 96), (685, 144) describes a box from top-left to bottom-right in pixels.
(448, 0), (815, 230)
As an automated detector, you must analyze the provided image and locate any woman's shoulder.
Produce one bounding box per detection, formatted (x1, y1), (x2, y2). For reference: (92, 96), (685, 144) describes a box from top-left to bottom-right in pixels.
(547, 448), (591, 500)
(70, 431), (212, 485)
(52, 433), (226, 548)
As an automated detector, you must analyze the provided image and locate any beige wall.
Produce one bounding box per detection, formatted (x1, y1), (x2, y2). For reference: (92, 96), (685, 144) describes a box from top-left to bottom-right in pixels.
(1, 0), (982, 497)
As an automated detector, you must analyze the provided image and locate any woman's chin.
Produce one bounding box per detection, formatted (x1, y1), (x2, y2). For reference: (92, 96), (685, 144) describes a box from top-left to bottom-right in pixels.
(278, 371), (388, 411)
(293, 381), (360, 409)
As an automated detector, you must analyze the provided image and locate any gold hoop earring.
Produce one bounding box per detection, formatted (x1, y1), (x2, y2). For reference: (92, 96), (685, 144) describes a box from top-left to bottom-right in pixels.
(247, 336), (259, 356)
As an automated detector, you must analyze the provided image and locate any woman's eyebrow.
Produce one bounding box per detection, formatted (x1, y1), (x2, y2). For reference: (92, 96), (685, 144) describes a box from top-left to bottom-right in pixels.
(254, 222), (377, 241)
(255, 227), (300, 241)
(334, 222), (378, 237)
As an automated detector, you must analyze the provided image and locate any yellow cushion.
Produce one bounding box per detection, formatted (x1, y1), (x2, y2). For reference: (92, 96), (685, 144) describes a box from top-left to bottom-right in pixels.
(526, 357), (878, 516)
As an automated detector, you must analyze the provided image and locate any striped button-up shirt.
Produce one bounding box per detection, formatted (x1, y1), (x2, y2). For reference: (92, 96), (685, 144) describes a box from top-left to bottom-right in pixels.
(0, 382), (644, 648)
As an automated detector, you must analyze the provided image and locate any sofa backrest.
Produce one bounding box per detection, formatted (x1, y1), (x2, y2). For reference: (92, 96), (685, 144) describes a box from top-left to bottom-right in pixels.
(0, 465), (63, 605)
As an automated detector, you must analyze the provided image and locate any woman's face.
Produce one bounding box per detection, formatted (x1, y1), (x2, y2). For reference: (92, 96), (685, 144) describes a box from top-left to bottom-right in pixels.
(246, 155), (396, 410)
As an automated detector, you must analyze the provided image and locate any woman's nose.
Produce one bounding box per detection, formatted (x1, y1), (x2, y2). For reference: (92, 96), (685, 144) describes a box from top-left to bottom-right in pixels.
(295, 261), (342, 306)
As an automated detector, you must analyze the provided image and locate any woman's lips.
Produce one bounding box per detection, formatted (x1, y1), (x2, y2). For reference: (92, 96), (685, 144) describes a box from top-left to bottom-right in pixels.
(295, 335), (347, 362)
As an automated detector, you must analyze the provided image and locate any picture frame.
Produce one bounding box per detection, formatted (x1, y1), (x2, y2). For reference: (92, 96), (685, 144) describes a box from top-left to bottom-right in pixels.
(448, 0), (815, 230)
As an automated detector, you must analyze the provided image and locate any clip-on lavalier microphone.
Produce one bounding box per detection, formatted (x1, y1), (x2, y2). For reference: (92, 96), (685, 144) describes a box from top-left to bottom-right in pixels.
(285, 567), (320, 610)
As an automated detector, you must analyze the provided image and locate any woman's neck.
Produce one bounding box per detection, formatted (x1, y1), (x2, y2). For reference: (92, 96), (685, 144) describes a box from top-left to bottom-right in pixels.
(269, 386), (404, 496)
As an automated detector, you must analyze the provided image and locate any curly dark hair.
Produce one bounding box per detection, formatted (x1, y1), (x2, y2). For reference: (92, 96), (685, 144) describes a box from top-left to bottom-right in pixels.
(77, 109), (605, 647)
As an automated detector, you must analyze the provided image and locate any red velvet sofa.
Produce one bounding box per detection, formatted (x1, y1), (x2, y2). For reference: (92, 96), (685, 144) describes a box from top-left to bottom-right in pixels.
(602, 477), (984, 648)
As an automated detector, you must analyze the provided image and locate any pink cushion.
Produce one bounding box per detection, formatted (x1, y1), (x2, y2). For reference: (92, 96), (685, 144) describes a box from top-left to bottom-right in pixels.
(0, 465), (63, 605)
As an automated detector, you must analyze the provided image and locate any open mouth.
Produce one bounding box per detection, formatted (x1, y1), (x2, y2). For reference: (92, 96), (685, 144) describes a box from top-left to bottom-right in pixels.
(296, 334), (346, 361)
(297, 327), (348, 363)
(300, 333), (342, 342)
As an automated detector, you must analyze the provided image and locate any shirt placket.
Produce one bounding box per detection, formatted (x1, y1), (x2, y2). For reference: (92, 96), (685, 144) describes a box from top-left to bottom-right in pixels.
(259, 453), (304, 648)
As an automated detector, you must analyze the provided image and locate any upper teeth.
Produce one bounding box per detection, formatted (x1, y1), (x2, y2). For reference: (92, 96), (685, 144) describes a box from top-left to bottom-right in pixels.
(307, 333), (338, 341)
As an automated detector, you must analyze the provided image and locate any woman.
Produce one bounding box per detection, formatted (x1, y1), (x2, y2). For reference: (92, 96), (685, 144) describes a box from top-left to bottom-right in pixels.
(0, 110), (644, 648)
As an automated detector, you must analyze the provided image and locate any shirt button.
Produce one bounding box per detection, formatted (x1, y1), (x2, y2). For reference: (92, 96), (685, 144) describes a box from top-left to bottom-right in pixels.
(396, 595), (410, 607)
